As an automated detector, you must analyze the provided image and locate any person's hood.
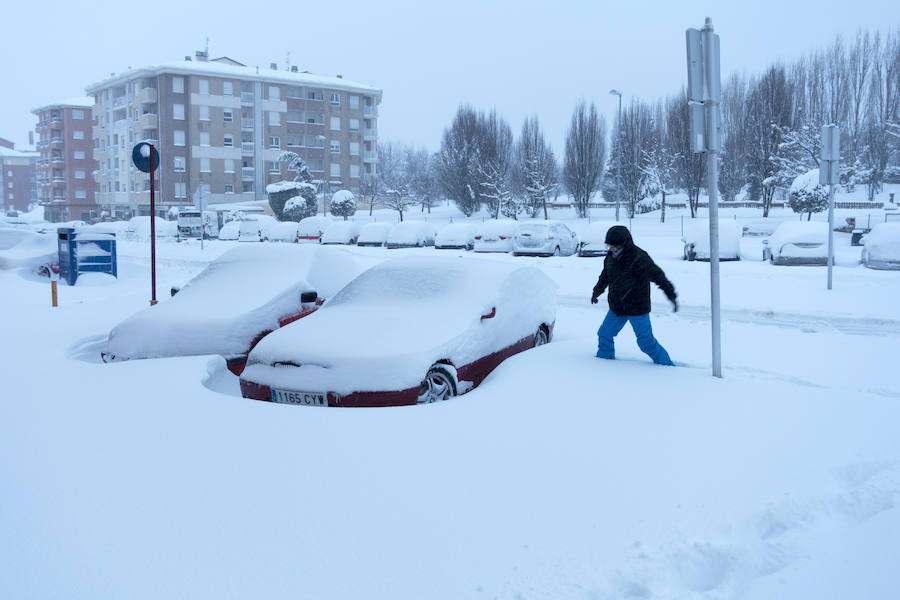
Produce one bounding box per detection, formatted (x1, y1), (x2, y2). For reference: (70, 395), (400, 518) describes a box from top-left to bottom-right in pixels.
(604, 225), (633, 248)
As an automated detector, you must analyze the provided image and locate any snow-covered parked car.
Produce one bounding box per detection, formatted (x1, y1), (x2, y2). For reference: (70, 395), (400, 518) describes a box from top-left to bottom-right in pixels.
(321, 221), (360, 245)
(0, 228), (57, 270)
(861, 222), (900, 270)
(124, 217), (177, 241)
(238, 215), (278, 242)
(512, 221), (579, 257)
(576, 221), (619, 257)
(762, 221), (829, 265)
(239, 256), (557, 407)
(218, 220), (241, 241)
(101, 245), (363, 375)
(473, 220), (518, 253)
(269, 221), (301, 243)
(386, 220), (436, 248)
(356, 222), (392, 247)
(435, 222), (477, 250)
(297, 216), (334, 243)
(682, 219), (741, 261)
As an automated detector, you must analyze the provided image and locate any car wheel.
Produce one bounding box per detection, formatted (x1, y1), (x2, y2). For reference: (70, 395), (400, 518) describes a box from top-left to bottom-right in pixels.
(533, 325), (549, 347)
(418, 365), (457, 404)
(553, 246), (560, 257)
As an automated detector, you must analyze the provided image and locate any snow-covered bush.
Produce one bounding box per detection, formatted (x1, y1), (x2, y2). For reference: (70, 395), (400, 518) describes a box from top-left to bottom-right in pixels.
(789, 169), (829, 221)
(329, 190), (356, 220)
(267, 181), (317, 222)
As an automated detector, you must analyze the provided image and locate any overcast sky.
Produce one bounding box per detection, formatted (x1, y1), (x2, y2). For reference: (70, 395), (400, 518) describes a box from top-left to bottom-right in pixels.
(3, 0), (895, 154)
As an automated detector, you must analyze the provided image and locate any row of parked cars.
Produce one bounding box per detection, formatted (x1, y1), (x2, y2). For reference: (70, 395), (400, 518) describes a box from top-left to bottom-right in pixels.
(220, 215), (621, 257)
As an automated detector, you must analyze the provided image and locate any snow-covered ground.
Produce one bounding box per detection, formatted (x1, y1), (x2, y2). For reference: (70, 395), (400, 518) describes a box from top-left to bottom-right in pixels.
(2, 199), (899, 599)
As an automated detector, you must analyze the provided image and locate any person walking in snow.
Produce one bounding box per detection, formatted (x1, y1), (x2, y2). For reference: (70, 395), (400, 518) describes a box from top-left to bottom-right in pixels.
(591, 225), (678, 366)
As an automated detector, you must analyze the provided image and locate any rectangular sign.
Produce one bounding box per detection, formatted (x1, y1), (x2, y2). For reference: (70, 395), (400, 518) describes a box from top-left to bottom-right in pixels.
(690, 103), (706, 153)
(820, 124), (840, 162)
(686, 29), (704, 102)
(819, 161), (840, 186)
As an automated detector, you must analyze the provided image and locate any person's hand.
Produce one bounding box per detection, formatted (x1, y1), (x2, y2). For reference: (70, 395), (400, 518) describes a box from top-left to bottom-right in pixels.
(591, 296), (598, 305)
(671, 299), (679, 313)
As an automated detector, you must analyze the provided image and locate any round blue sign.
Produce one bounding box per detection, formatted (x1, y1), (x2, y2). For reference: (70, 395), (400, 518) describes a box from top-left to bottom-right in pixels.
(132, 142), (160, 173)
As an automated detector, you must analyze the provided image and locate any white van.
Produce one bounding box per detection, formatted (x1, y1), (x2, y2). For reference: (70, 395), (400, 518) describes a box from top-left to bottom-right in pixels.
(177, 209), (219, 239)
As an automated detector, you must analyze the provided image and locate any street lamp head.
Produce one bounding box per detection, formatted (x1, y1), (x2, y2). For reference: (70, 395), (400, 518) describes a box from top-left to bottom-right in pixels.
(609, 89), (622, 97)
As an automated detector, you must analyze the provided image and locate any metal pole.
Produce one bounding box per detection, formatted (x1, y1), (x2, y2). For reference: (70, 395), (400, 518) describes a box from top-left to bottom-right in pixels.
(703, 17), (722, 379)
(827, 181), (835, 289)
(149, 145), (157, 306)
(616, 94), (622, 222)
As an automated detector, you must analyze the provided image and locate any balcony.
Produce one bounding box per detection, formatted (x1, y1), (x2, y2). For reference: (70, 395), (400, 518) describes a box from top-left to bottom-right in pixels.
(138, 87), (157, 103)
(241, 167), (255, 180)
(363, 129), (377, 139)
(364, 106), (377, 115)
(52, 177), (65, 183)
(364, 151), (377, 162)
(51, 156), (65, 164)
(112, 95), (128, 107)
(241, 119), (255, 131)
(50, 137), (64, 146)
(139, 113), (158, 129)
(241, 92), (254, 104)
(50, 117), (63, 124)
(241, 142), (255, 155)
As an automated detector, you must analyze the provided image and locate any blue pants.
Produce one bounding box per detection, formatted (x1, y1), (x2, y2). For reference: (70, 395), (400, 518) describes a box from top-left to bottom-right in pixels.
(596, 310), (674, 366)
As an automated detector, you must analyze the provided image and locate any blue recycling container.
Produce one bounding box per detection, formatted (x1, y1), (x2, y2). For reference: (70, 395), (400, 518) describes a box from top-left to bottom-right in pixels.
(57, 227), (118, 285)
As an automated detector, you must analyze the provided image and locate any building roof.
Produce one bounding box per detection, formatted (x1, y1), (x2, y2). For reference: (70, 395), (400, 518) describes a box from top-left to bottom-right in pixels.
(31, 96), (95, 114)
(0, 146), (39, 159)
(85, 58), (382, 101)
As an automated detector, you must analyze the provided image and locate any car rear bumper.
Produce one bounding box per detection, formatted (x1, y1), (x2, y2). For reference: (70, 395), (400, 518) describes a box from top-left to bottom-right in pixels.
(239, 378), (419, 407)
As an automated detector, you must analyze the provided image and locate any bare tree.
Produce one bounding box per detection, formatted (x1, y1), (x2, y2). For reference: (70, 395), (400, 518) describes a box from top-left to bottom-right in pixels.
(516, 115), (558, 219)
(438, 105), (482, 216)
(359, 173), (380, 216)
(563, 101), (607, 218)
(666, 91), (706, 217)
(618, 99), (655, 216)
(744, 66), (793, 216)
(378, 142), (410, 221)
(476, 110), (515, 219)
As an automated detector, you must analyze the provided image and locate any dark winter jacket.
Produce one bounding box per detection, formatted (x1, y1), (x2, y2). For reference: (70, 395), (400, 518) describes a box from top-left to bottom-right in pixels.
(592, 226), (677, 316)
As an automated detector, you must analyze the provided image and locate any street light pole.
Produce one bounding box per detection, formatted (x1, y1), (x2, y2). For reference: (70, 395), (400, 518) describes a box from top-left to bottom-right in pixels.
(317, 134), (328, 216)
(609, 89), (623, 222)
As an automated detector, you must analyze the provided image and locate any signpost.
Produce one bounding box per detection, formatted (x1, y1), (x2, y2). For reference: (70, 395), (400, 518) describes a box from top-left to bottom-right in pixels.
(686, 17), (723, 378)
(820, 125), (840, 290)
(132, 141), (160, 306)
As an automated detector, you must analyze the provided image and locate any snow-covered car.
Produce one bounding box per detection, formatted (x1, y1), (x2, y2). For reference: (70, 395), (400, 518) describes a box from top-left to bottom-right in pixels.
(239, 256), (557, 407)
(473, 220), (518, 253)
(269, 221), (301, 243)
(356, 222), (392, 247)
(512, 221), (579, 257)
(238, 215), (278, 242)
(321, 221), (360, 245)
(435, 222), (477, 250)
(0, 228), (57, 270)
(101, 245), (363, 375)
(386, 220), (436, 248)
(218, 220), (241, 241)
(682, 219), (741, 261)
(762, 221), (829, 265)
(297, 216), (334, 243)
(861, 222), (900, 270)
(576, 221), (619, 257)
(124, 217), (177, 241)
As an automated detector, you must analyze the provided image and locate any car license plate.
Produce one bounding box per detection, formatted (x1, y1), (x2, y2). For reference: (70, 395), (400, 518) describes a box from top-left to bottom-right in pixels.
(271, 388), (327, 406)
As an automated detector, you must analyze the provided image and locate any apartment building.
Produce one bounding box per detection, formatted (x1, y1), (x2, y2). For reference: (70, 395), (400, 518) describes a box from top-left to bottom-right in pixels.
(31, 98), (98, 221)
(85, 52), (382, 218)
(0, 137), (38, 213)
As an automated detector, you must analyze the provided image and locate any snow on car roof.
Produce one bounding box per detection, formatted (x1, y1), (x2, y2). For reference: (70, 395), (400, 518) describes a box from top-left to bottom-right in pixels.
(321, 221), (360, 243)
(105, 244), (363, 360)
(477, 220), (518, 236)
(863, 222), (900, 256)
(768, 221), (828, 249)
(298, 216), (334, 235)
(436, 222), (476, 243)
(682, 219), (742, 257)
(0, 229), (57, 270)
(247, 256), (558, 392)
(388, 220), (434, 243)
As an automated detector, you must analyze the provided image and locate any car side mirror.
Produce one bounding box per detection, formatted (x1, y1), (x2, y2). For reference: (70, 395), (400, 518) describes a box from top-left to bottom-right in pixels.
(480, 307), (496, 321)
(301, 291), (318, 303)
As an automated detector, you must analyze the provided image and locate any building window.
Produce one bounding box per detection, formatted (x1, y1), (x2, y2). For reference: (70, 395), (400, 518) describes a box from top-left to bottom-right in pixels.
(349, 95), (360, 110)
(223, 81), (233, 96)
(199, 79), (209, 94)
(287, 86), (303, 98)
(307, 158), (323, 171)
(269, 86), (281, 101)
(349, 142), (360, 156)
(73, 130), (85, 140)
(224, 109), (233, 122)
(306, 112), (323, 125)
(269, 111), (281, 126)
(269, 136), (280, 149)
(73, 150), (85, 159)
(173, 77), (184, 93)
(306, 135), (324, 148)
(173, 104), (185, 120)
(269, 161), (280, 174)
(199, 105), (210, 121)
(242, 181), (254, 193)
(330, 116), (340, 131)
(174, 156), (186, 172)
(287, 110), (302, 123)
(175, 182), (186, 198)
(307, 89), (323, 101)
(225, 184), (234, 194)
(330, 163), (341, 177)
(75, 189), (87, 199)
(350, 164), (360, 178)
(72, 109), (85, 120)
(223, 134), (234, 147)
(330, 92), (341, 106)
(174, 130), (185, 146)
(330, 141), (340, 154)
(75, 170), (86, 179)
(349, 118), (360, 131)
(200, 132), (210, 146)
(200, 158), (211, 172)
(224, 159), (235, 173)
